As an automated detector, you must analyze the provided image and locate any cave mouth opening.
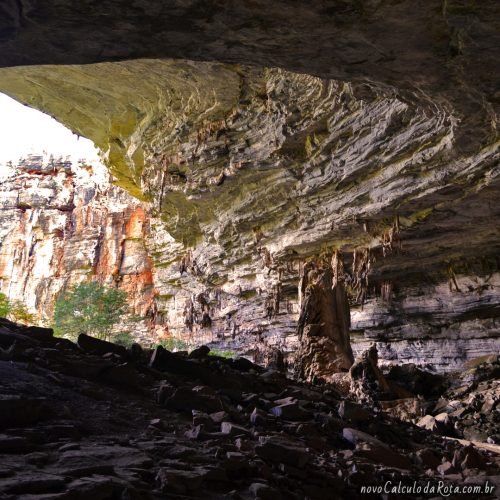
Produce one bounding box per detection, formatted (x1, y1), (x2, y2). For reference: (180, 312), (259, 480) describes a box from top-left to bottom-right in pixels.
(0, 91), (116, 329)
(0, 92), (101, 174)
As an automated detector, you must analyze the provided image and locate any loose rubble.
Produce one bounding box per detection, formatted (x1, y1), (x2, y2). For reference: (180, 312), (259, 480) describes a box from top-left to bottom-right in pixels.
(0, 319), (498, 499)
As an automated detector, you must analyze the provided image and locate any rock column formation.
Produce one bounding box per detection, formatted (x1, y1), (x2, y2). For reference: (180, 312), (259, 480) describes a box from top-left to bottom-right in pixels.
(295, 253), (354, 383)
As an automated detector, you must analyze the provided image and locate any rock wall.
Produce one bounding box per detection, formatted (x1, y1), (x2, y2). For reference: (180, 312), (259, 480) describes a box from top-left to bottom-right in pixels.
(351, 272), (500, 372)
(0, 155), (498, 371)
(0, 155), (156, 339)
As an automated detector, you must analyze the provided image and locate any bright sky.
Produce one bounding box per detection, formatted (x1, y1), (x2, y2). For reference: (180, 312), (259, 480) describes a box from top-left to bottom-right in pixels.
(0, 93), (101, 170)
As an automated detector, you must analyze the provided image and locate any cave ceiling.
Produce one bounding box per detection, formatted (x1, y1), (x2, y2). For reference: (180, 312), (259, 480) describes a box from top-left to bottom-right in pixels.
(0, 0), (498, 282)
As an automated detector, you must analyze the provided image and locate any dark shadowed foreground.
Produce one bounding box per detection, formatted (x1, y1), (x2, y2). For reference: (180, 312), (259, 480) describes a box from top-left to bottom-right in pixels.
(0, 318), (498, 499)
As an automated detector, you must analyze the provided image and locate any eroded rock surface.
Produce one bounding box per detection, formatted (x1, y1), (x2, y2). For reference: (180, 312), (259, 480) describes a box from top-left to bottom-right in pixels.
(295, 255), (354, 383)
(351, 271), (500, 372)
(0, 154), (498, 371)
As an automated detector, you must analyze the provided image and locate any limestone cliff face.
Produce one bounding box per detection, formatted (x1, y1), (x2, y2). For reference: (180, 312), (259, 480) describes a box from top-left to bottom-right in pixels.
(0, 155), (156, 334)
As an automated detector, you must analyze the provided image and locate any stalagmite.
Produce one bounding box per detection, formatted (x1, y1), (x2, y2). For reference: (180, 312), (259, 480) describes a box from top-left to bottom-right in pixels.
(295, 252), (354, 383)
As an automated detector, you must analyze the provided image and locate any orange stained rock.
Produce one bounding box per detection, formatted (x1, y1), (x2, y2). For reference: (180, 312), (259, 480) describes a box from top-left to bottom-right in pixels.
(121, 268), (156, 317)
(125, 206), (146, 239)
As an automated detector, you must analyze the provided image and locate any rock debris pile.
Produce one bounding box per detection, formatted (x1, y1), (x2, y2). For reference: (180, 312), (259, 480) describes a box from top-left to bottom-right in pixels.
(0, 319), (498, 499)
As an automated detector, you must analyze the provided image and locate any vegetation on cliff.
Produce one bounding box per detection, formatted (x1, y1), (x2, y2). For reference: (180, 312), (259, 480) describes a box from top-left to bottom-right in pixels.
(53, 282), (130, 342)
(0, 292), (36, 325)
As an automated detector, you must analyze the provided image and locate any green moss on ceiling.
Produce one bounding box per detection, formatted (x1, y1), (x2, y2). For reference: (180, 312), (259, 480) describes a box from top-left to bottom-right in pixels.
(0, 59), (242, 200)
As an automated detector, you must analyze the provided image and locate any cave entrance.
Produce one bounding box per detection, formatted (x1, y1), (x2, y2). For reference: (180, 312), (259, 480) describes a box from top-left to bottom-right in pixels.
(0, 92), (100, 173)
(0, 92), (107, 326)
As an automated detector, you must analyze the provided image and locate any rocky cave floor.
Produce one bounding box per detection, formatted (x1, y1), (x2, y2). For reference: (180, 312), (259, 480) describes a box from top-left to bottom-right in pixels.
(0, 318), (499, 500)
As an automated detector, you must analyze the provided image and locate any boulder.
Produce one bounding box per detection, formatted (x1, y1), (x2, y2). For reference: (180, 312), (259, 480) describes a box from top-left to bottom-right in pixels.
(188, 345), (210, 359)
(338, 401), (370, 423)
(452, 444), (487, 470)
(156, 468), (206, 494)
(231, 357), (260, 372)
(249, 482), (283, 500)
(77, 334), (127, 358)
(23, 325), (54, 341)
(255, 437), (310, 467)
(270, 402), (311, 421)
(417, 415), (439, 432)
(220, 422), (251, 437)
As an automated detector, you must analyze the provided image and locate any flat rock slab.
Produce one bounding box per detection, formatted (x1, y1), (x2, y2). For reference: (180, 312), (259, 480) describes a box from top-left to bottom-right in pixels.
(269, 402), (311, 421)
(0, 473), (66, 495)
(156, 468), (206, 494)
(342, 428), (387, 448)
(65, 475), (130, 499)
(221, 422), (251, 437)
(77, 334), (127, 358)
(444, 436), (500, 456)
(255, 437), (310, 467)
(248, 482), (283, 500)
(58, 445), (153, 470)
(354, 443), (412, 470)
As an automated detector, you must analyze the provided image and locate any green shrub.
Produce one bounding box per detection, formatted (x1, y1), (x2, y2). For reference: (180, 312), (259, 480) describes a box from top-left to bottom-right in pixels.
(0, 294), (38, 325)
(208, 349), (236, 359)
(0, 292), (10, 318)
(53, 282), (129, 341)
(113, 332), (135, 348)
(158, 337), (188, 352)
(9, 300), (36, 325)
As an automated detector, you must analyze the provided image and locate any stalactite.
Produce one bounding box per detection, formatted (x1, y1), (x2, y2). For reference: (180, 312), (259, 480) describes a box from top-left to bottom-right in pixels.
(351, 248), (371, 306)
(381, 280), (393, 303)
(381, 216), (401, 257)
(448, 266), (462, 292)
(252, 226), (264, 244)
(273, 282), (282, 317)
(259, 247), (273, 269)
(331, 250), (346, 289)
(183, 297), (194, 331)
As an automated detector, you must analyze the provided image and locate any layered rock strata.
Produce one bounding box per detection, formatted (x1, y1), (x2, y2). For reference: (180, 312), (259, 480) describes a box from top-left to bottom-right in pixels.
(0, 0), (498, 154)
(0, 156), (497, 371)
(351, 271), (500, 372)
(0, 4), (498, 374)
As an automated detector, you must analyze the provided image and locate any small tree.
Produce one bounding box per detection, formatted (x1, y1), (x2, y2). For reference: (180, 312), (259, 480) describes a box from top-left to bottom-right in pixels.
(9, 300), (36, 325)
(0, 292), (10, 318)
(0, 294), (36, 324)
(53, 282), (129, 341)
